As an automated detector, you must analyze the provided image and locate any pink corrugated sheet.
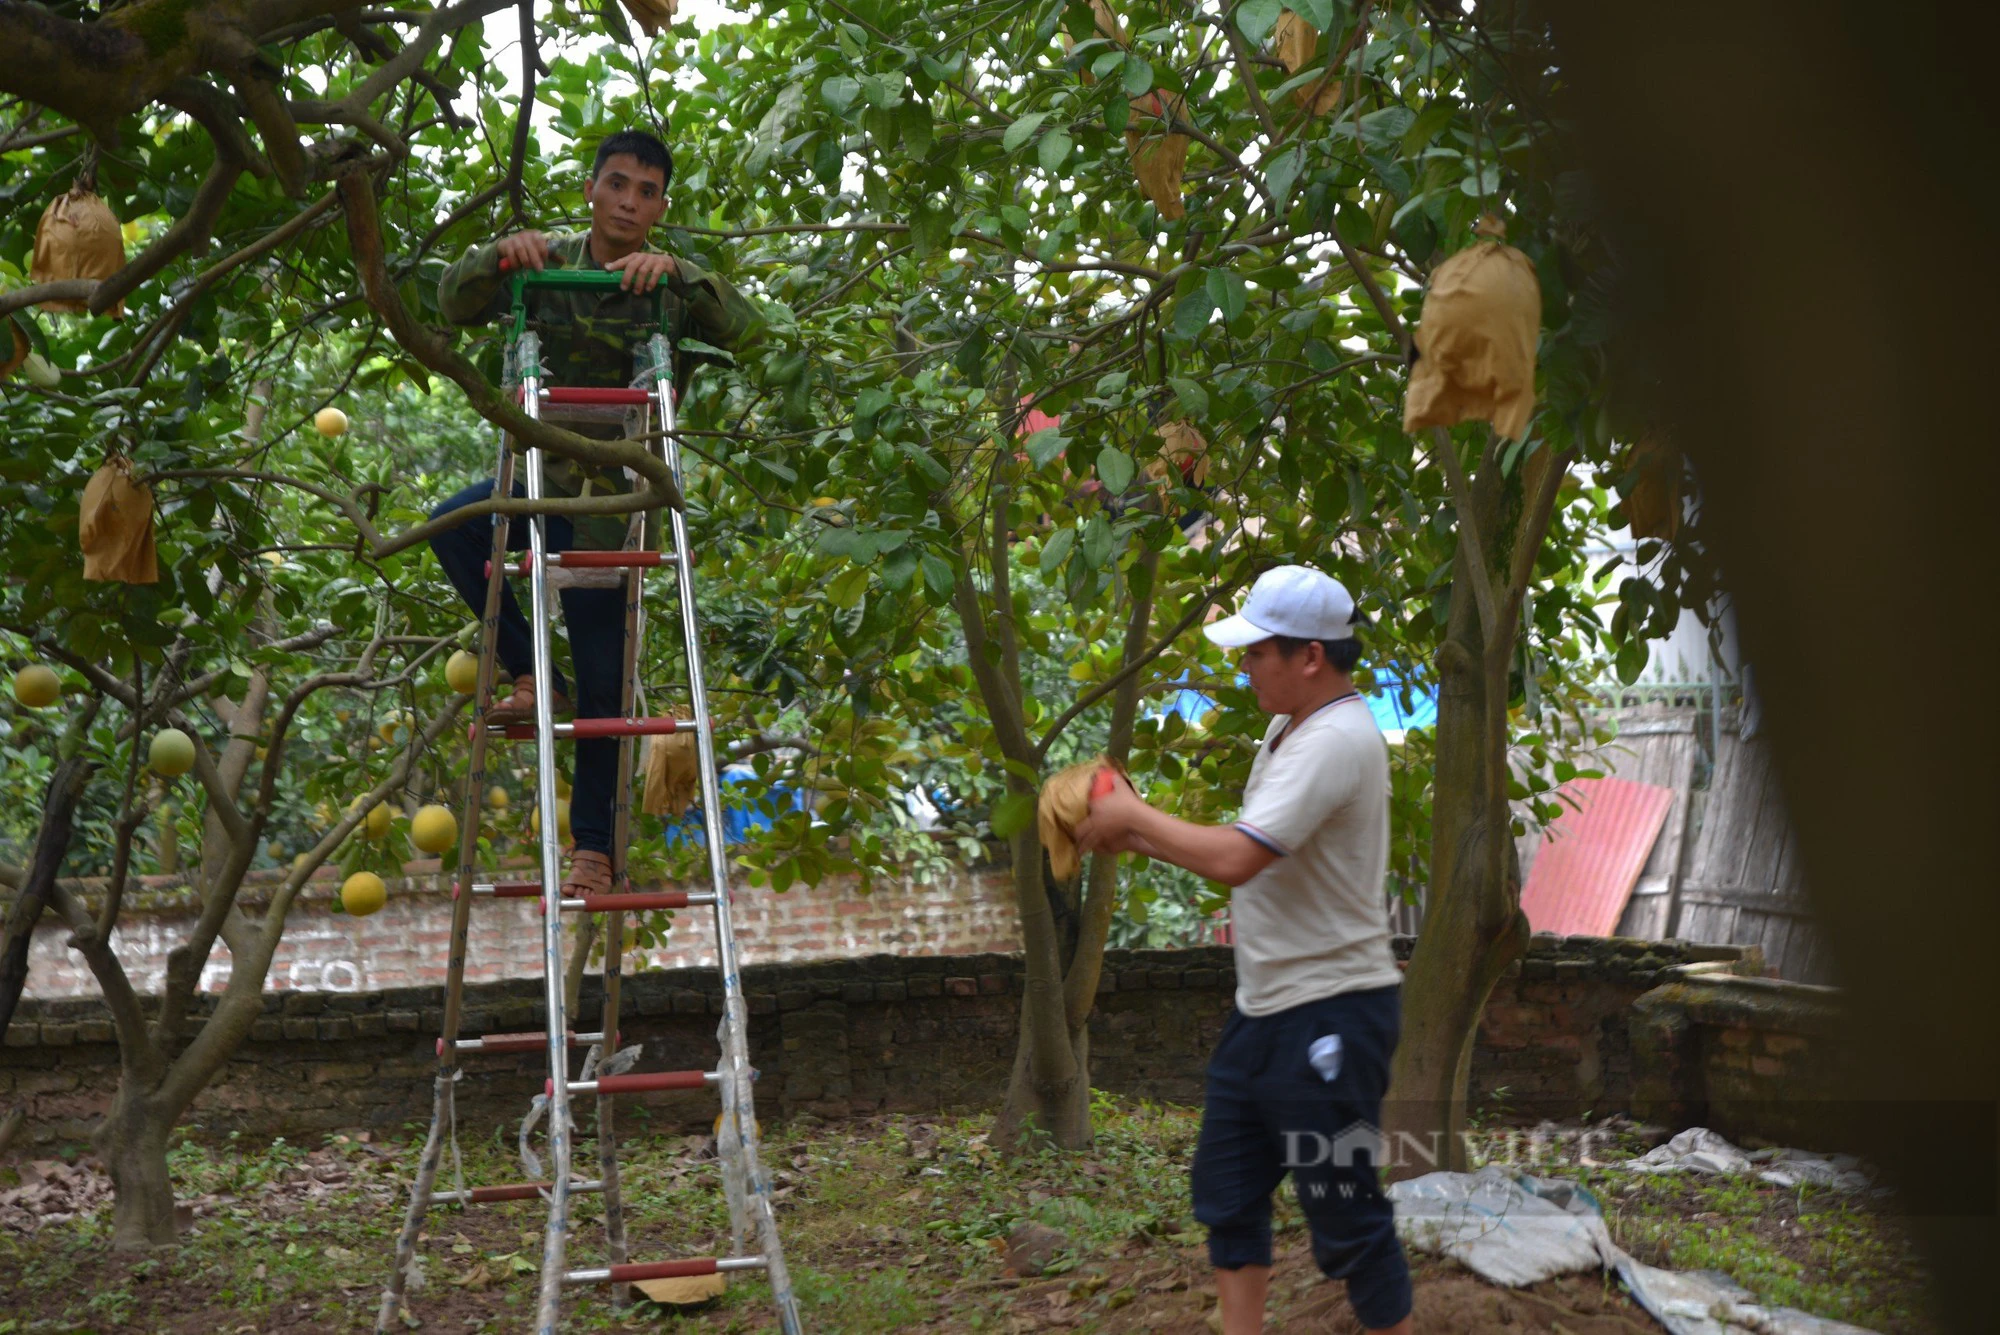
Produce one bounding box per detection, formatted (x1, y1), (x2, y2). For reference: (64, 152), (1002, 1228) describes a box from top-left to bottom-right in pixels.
(1519, 776), (1674, 937)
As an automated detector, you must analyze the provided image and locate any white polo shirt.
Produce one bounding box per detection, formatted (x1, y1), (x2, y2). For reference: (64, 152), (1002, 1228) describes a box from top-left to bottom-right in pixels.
(1229, 694), (1401, 1016)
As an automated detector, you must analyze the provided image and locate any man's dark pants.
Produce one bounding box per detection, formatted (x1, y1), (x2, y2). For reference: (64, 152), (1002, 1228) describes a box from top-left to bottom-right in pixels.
(429, 478), (625, 857)
(1192, 982), (1412, 1329)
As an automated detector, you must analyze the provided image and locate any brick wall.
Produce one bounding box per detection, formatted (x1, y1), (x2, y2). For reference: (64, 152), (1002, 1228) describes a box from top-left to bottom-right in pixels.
(2, 935), (1782, 1149)
(21, 862), (1020, 1000)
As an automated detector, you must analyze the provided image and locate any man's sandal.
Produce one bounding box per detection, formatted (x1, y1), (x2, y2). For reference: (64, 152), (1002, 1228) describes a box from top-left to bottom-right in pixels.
(487, 673), (574, 726)
(560, 848), (614, 898)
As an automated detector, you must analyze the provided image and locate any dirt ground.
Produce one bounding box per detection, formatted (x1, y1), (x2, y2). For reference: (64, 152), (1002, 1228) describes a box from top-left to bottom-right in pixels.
(0, 1106), (1930, 1333)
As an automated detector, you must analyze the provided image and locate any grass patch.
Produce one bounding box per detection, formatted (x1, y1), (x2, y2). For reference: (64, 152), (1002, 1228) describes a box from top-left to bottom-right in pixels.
(0, 1102), (1936, 1333)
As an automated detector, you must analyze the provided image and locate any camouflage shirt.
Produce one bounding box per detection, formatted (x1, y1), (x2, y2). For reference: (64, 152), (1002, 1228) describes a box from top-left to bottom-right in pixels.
(438, 230), (758, 548)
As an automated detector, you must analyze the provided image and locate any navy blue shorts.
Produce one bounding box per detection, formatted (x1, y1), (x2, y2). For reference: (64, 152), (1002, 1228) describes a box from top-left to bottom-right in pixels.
(1191, 984), (1412, 1330)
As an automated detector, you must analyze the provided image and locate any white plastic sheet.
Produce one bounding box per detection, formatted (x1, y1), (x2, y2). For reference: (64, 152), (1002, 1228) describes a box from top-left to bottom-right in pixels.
(1387, 1155), (1883, 1334)
(1387, 1165), (1621, 1286)
(1628, 1127), (1873, 1192)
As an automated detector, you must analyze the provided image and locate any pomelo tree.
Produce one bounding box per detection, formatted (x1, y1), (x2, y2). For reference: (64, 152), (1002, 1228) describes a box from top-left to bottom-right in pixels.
(0, 0), (1696, 1245)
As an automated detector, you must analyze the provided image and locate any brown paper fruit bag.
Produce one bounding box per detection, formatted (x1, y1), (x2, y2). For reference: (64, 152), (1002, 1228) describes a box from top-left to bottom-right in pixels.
(32, 186), (125, 317)
(1623, 436), (1682, 540)
(1037, 758), (1116, 882)
(1146, 420), (1211, 487)
(1271, 12), (1341, 115)
(1403, 216), (1542, 440)
(1, 318), (28, 381)
(79, 458), (158, 584)
(1126, 92), (1190, 220)
(642, 730), (700, 818)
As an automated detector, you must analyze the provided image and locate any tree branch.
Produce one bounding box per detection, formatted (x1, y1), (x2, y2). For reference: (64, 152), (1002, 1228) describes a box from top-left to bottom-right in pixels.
(336, 163), (684, 515)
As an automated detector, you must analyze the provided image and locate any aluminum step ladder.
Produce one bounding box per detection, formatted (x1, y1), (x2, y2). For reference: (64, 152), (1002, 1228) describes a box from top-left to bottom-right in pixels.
(375, 266), (801, 1334)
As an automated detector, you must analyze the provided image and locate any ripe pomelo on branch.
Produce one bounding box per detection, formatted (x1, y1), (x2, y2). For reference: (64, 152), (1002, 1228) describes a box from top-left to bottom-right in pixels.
(487, 785), (511, 810)
(530, 797), (572, 842)
(410, 804), (458, 855)
(314, 407), (349, 437)
(445, 650), (479, 694)
(149, 728), (196, 776)
(349, 798), (393, 840)
(12, 664), (61, 708)
(341, 871), (387, 916)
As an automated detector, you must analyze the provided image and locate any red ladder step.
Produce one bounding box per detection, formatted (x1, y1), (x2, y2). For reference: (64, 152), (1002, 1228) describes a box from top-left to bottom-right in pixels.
(430, 1178), (603, 1205)
(466, 881), (545, 900)
(551, 891), (710, 914)
(516, 385), (660, 407)
(550, 1069), (717, 1097)
(564, 1255), (768, 1285)
(486, 551), (676, 577)
(485, 716), (696, 740)
(441, 1029), (607, 1055)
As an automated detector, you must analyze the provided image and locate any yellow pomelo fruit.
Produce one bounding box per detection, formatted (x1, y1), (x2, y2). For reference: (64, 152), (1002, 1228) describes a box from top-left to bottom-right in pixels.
(315, 406), (349, 437)
(350, 798), (392, 840)
(529, 798), (572, 841)
(410, 804), (457, 855)
(445, 650), (479, 694)
(340, 871), (387, 916)
(487, 785), (510, 810)
(267, 842), (286, 862)
(149, 728), (196, 777)
(12, 664), (60, 708)
(556, 774), (572, 799)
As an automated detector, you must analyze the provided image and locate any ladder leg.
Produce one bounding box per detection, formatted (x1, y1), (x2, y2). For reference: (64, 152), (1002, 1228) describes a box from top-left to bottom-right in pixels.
(595, 561), (645, 1296)
(375, 435), (518, 1335)
(520, 347), (580, 1335)
(656, 350), (803, 1335)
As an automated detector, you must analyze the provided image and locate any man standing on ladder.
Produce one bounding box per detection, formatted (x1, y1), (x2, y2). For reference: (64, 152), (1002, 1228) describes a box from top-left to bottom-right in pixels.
(427, 129), (758, 900)
(1075, 565), (1413, 1335)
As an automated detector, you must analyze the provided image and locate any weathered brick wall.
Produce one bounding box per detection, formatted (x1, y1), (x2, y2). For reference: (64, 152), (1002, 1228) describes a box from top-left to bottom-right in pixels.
(2, 936), (1774, 1148)
(21, 862), (1019, 999)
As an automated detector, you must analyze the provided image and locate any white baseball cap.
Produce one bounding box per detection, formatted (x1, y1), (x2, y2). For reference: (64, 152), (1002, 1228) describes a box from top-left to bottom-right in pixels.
(1204, 566), (1367, 647)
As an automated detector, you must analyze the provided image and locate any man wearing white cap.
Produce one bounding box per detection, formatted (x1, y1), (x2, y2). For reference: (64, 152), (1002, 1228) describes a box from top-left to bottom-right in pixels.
(1077, 564), (1411, 1335)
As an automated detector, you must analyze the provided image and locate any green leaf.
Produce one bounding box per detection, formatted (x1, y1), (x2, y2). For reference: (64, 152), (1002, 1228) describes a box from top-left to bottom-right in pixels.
(901, 442), (951, 488)
(1235, 0), (1283, 45)
(990, 789), (1036, 838)
(920, 553), (956, 601)
(1168, 375), (1210, 419)
(1080, 513), (1113, 568)
(1615, 638), (1648, 686)
(821, 76), (862, 114)
(1023, 427), (1069, 468)
(1037, 129), (1074, 174)
(1121, 55), (1154, 97)
(1172, 288), (1215, 340)
(1205, 268), (1248, 322)
(1264, 145), (1304, 205)
(881, 547), (920, 591)
(1460, 162), (1501, 197)
(1293, 0), (1338, 31)
(1040, 525), (1076, 570)
(1003, 112), (1048, 153)
(1097, 446), (1135, 494)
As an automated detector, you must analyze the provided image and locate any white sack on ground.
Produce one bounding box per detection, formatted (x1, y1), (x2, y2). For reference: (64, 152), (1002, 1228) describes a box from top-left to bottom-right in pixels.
(1628, 1127), (1873, 1191)
(1616, 1255), (1883, 1335)
(1387, 1165), (1620, 1286)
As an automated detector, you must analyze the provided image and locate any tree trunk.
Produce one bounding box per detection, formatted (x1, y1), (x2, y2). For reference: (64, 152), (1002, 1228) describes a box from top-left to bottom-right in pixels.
(95, 1090), (178, 1249)
(1385, 519), (1531, 1177)
(0, 753), (94, 1034)
(994, 828), (1091, 1150)
(998, 1010), (1092, 1148)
